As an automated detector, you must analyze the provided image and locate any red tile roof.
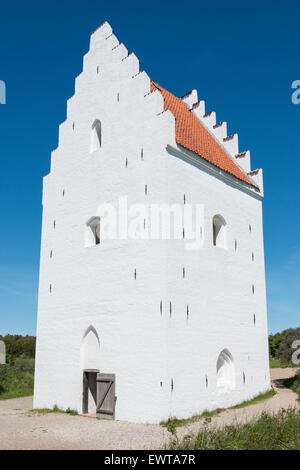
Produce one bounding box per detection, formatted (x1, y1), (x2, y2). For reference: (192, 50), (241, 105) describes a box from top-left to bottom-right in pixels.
(151, 81), (255, 187)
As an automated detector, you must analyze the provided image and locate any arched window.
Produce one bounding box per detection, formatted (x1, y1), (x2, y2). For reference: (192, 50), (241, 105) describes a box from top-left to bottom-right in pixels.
(90, 119), (101, 153)
(80, 325), (100, 370)
(85, 216), (100, 247)
(213, 215), (227, 248)
(216, 349), (235, 393)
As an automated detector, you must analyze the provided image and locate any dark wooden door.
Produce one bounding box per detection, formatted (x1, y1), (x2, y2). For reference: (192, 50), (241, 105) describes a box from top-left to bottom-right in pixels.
(82, 369), (98, 414)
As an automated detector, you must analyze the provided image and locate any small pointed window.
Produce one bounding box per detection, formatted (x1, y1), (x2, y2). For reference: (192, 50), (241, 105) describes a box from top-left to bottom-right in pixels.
(213, 215), (227, 249)
(90, 120), (101, 153)
(85, 216), (100, 247)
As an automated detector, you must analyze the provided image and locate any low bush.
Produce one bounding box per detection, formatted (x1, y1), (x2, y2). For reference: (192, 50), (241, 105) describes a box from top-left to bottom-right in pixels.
(0, 363), (34, 400)
(13, 357), (35, 375)
(284, 370), (300, 401)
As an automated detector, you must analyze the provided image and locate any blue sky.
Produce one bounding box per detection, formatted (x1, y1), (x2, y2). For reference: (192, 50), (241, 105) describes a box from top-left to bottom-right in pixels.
(0, 0), (299, 335)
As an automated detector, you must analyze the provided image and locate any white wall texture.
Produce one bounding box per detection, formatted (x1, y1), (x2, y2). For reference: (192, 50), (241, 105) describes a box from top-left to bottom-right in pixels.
(34, 22), (270, 423)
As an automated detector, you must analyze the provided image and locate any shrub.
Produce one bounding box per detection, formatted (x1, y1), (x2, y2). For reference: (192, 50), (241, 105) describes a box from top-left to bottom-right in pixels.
(269, 332), (283, 357)
(285, 370), (300, 401)
(0, 335), (36, 359)
(13, 357), (35, 375)
(0, 363), (34, 400)
(0, 364), (7, 381)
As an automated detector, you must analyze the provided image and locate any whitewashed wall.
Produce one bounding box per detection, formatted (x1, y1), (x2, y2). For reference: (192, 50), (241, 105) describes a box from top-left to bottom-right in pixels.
(164, 147), (270, 418)
(34, 22), (270, 423)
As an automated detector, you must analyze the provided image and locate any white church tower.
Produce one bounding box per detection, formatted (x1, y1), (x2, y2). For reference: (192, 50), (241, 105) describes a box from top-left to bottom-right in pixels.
(34, 22), (270, 423)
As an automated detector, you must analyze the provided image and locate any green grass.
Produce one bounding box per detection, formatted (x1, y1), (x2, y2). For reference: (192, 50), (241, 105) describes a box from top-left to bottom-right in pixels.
(284, 369), (300, 402)
(168, 409), (300, 450)
(161, 389), (275, 433)
(31, 405), (78, 415)
(161, 409), (226, 433)
(231, 389), (275, 409)
(269, 357), (294, 368)
(0, 388), (34, 400)
(0, 364), (34, 400)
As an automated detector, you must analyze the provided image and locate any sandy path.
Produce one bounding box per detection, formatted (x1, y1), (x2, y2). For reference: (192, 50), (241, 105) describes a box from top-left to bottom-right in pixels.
(0, 397), (168, 450)
(175, 368), (299, 441)
(0, 368), (298, 450)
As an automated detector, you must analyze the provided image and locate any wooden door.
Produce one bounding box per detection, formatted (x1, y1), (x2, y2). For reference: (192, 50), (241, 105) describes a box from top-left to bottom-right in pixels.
(96, 373), (116, 419)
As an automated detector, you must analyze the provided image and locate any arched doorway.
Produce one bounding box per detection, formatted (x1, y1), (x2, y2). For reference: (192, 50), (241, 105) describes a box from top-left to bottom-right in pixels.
(80, 326), (100, 414)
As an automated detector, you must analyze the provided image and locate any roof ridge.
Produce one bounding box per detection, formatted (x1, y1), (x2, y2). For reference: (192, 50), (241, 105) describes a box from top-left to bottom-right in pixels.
(150, 80), (255, 188)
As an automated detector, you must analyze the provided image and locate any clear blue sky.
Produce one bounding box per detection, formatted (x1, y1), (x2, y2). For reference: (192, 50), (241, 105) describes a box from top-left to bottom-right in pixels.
(0, 0), (299, 336)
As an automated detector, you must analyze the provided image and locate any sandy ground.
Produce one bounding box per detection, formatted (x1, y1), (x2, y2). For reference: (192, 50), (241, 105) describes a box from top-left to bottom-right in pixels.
(175, 368), (300, 442)
(0, 368), (298, 450)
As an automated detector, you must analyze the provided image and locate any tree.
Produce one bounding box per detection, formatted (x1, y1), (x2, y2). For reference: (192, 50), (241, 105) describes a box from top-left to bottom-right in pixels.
(268, 332), (283, 357)
(0, 335), (36, 360)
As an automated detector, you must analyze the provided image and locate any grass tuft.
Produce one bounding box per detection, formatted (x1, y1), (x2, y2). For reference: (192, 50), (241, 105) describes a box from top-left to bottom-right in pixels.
(160, 409), (226, 434)
(168, 409), (300, 450)
(66, 407), (78, 415)
(31, 405), (78, 415)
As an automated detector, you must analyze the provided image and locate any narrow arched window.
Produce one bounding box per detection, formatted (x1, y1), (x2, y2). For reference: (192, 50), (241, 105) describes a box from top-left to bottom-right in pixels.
(213, 215), (227, 248)
(85, 216), (100, 247)
(217, 349), (235, 394)
(90, 120), (101, 153)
